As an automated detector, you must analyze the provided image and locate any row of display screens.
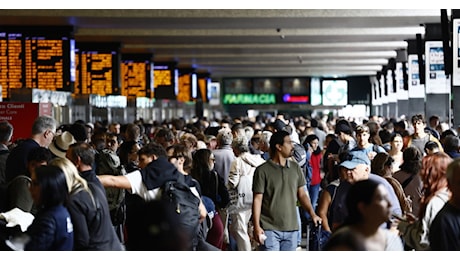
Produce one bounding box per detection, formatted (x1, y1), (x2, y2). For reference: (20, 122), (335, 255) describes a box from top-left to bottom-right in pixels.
(0, 27), (211, 102)
(0, 26), (348, 106)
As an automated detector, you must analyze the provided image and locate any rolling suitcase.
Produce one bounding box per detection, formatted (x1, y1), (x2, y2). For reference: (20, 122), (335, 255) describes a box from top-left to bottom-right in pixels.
(309, 221), (331, 251)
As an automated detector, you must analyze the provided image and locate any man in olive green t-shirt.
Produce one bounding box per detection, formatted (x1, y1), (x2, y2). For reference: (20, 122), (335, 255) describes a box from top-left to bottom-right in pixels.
(252, 130), (322, 251)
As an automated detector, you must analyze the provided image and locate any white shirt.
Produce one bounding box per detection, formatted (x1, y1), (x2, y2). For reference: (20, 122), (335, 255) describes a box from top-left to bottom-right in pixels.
(125, 170), (201, 201)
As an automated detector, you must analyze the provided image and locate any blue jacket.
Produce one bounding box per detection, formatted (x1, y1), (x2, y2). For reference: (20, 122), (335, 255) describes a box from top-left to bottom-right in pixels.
(25, 205), (74, 251)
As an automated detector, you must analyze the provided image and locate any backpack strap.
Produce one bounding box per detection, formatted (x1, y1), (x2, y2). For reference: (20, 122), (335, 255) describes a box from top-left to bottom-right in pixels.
(401, 174), (416, 189)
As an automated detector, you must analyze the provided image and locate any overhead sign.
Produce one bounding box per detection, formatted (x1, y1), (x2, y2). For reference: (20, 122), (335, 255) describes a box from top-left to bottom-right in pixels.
(0, 102), (40, 142)
(223, 93), (276, 105)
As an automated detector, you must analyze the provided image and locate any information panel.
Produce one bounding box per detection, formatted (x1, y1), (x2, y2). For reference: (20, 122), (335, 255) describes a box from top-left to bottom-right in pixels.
(121, 54), (153, 98)
(74, 42), (120, 96)
(282, 77), (310, 104)
(0, 26), (74, 99)
(197, 74), (209, 103)
(177, 69), (194, 102)
(453, 19), (460, 86)
(154, 63), (177, 100)
(425, 41), (450, 94)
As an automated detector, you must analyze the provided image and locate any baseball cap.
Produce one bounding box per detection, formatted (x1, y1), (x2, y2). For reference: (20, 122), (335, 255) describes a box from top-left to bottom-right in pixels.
(339, 150), (371, 169)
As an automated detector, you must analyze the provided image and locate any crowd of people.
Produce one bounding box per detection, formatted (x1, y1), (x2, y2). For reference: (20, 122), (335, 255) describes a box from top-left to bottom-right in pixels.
(0, 112), (459, 251)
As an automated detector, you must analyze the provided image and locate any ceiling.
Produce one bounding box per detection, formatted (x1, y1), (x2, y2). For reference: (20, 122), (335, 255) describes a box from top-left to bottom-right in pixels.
(0, 9), (444, 80)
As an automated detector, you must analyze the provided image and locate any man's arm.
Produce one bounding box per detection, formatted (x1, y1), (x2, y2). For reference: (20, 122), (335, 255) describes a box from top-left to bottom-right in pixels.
(316, 189), (332, 232)
(252, 192), (264, 244)
(297, 186), (322, 225)
(97, 175), (131, 190)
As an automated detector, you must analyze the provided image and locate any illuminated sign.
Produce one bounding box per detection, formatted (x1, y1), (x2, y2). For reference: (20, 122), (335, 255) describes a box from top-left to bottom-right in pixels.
(121, 54), (153, 98)
(425, 41), (450, 94)
(223, 93), (276, 105)
(282, 94), (309, 103)
(197, 75), (209, 102)
(154, 63), (177, 100)
(0, 26), (74, 99)
(322, 80), (348, 106)
(177, 73), (192, 102)
(74, 42), (120, 96)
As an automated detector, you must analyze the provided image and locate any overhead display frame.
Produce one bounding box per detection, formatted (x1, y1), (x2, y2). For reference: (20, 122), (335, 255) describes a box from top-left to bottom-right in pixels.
(0, 26), (74, 99)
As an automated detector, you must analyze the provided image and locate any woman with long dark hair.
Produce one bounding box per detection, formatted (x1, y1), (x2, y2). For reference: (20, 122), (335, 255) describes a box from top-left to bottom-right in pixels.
(191, 148), (230, 250)
(334, 179), (404, 250)
(25, 165), (74, 250)
(393, 146), (423, 215)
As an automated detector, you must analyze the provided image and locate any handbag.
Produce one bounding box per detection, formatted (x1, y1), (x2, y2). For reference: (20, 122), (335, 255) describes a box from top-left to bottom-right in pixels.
(227, 174), (252, 213)
(227, 158), (255, 213)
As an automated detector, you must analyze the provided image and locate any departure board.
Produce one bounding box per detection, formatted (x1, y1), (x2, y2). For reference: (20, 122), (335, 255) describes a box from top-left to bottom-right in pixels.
(154, 63), (177, 100)
(0, 27), (74, 99)
(121, 54), (153, 98)
(197, 74), (209, 103)
(74, 43), (121, 96)
(177, 69), (196, 102)
(177, 73), (191, 102)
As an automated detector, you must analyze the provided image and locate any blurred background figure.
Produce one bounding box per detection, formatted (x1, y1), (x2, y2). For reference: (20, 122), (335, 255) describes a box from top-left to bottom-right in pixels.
(393, 147), (424, 215)
(125, 200), (192, 250)
(335, 179), (404, 250)
(429, 158), (460, 250)
(397, 152), (452, 250)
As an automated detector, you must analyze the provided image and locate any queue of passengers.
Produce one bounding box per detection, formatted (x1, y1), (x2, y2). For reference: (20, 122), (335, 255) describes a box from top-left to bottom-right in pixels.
(0, 112), (460, 251)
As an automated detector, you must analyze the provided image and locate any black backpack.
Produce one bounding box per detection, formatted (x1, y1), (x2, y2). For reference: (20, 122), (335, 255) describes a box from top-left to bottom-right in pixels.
(161, 174), (201, 250)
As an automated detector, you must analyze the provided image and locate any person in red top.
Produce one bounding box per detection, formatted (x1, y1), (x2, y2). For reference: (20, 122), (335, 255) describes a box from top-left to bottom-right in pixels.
(303, 134), (323, 211)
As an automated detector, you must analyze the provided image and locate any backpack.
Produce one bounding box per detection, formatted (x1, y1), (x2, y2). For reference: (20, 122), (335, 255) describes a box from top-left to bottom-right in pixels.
(161, 174), (201, 250)
(293, 142), (312, 184)
(95, 149), (127, 225)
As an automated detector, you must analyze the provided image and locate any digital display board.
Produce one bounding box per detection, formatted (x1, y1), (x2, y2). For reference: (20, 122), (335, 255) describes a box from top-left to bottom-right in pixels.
(281, 77), (310, 104)
(177, 69), (193, 102)
(121, 54), (153, 98)
(74, 42), (120, 96)
(197, 74), (209, 103)
(154, 63), (177, 100)
(425, 41), (450, 94)
(310, 77), (322, 105)
(0, 26), (74, 99)
(322, 80), (348, 106)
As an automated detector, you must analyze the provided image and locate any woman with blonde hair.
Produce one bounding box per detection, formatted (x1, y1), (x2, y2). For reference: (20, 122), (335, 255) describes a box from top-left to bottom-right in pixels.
(49, 157), (123, 250)
(397, 152), (452, 250)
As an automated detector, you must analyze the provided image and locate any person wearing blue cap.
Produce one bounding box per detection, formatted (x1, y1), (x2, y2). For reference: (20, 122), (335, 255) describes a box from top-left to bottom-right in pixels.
(329, 150), (402, 231)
